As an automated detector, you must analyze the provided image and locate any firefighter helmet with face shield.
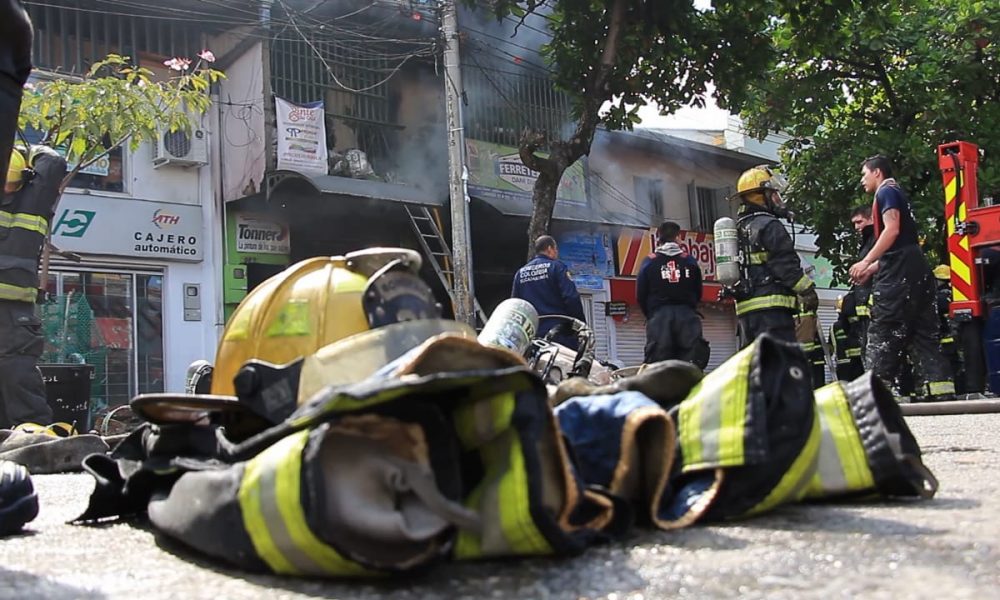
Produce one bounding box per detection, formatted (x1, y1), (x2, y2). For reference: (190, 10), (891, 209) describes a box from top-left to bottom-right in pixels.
(210, 248), (449, 397)
(6, 147), (27, 191)
(933, 264), (951, 281)
(733, 165), (789, 216)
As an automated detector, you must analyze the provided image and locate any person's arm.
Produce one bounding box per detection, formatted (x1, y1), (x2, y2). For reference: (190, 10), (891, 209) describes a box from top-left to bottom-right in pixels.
(691, 257), (703, 306)
(554, 262), (586, 322)
(762, 219), (813, 294)
(850, 208), (899, 282)
(636, 262), (650, 317)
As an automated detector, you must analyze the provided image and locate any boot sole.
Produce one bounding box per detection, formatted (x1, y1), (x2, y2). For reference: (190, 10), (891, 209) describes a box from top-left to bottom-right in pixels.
(0, 492), (39, 536)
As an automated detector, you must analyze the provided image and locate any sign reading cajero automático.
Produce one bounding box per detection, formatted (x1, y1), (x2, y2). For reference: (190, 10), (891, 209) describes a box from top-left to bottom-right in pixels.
(52, 194), (203, 262)
(235, 214), (290, 254)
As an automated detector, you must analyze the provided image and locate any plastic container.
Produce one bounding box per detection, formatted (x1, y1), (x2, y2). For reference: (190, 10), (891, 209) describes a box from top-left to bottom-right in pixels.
(37, 363), (94, 431)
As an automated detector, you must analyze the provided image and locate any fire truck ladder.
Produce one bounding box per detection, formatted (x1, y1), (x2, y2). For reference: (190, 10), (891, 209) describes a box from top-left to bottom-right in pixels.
(403, 204), (487, 328)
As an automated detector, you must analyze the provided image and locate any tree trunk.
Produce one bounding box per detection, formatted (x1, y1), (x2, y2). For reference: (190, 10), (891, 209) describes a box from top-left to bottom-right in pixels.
(518, 0), (627, 260)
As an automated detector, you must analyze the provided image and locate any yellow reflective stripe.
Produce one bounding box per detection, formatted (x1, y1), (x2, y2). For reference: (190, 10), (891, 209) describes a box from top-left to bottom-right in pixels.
(928, 381), (955, 396)
(0, 282), (37, 302)
(735, 294), (798, 315)
(855, 306), (870, 316)
(0, 210), (49, 235)
(798, 310), (817, 318)
(679, 344), (754, 471)
(807, 383), (875, 497)
(455, 393), (551, 559)
(792, 275), (814, 294)
(239, 430), (369, 576)
(845, 349), (862, 357)
(748, 252), (768, 265)
(941, 337), (954, 344)
(500, 434), (551, 554)
(747, 413), (821, 515)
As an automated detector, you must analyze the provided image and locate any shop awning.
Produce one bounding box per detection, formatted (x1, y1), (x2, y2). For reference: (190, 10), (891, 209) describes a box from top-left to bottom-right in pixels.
(471, 192), (649, 228)
(267, 170), (444, 207)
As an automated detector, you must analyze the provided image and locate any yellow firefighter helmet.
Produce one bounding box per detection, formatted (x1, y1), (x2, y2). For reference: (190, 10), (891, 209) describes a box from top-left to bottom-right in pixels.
(211, 248), (434, 396)
(933, 264), (951, 281)
(6, 147), (27, 190)
(734, 165), (788, 209)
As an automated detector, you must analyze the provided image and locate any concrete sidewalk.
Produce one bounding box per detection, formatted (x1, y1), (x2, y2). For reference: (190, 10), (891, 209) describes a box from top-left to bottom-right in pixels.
(2, 414), (998, 599)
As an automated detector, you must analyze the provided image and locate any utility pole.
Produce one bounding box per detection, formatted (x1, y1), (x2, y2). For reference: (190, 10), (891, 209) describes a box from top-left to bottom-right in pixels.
(441, 0), (476, 326)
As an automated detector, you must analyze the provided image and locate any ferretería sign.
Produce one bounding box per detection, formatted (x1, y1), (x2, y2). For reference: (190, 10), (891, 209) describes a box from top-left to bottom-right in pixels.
(52, 194), (204, 262)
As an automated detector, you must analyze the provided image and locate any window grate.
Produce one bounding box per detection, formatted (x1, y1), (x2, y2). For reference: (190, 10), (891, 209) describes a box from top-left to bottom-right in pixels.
(462, 67), (572, 149)
(26, 1), (201, 75)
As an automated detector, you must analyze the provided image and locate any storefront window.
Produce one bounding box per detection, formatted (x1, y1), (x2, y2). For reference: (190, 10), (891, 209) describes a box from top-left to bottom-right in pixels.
(41, 269), (164, 422)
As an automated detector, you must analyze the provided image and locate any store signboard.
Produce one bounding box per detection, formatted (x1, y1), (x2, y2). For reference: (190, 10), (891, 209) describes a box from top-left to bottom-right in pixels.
(52, 194), (203, 262)
(465, 138), (587, 206)
(234, 214), (290, 255)
(615, 227), (716, 280)
(275, 96), (328, 177)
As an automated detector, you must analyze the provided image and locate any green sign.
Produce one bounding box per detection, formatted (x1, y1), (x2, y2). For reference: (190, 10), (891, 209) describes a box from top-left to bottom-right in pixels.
(465, 138), (587, 205)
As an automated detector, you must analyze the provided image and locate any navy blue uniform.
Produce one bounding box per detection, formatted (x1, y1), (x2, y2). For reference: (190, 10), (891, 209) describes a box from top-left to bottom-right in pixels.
(636, 247), (706, 367)
(512, 255), (586, 349)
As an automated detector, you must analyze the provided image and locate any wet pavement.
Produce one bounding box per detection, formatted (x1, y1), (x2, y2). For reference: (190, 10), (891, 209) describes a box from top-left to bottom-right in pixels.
(1, 413), (998, 599)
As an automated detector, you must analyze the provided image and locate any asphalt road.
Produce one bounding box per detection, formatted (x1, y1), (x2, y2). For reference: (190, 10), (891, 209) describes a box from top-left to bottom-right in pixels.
(2, 413), (998, 600)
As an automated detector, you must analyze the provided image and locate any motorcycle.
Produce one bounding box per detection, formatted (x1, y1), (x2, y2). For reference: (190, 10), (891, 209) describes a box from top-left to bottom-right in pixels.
(525, 315), (617, 386)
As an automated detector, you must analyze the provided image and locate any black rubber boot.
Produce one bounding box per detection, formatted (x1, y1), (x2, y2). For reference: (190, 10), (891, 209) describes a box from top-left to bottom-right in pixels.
(0, 460), (39, 536)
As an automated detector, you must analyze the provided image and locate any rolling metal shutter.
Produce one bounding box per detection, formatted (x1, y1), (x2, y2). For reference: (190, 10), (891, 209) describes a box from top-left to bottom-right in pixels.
(613, 304), (648, 368)
(581, 292), (612, 363)
(702, 304), (738, 372)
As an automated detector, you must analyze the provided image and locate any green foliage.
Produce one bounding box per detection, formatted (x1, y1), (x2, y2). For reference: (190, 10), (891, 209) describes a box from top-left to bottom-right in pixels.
(18, 53), (224, 187)
(736, 0), (1000, 282)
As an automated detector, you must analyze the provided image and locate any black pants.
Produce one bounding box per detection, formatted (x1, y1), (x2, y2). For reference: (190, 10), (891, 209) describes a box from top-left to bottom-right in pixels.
(0, 299), (51, 427)
(738, 308), (797, 349)
(644, 304), (705, 367)
(865, 246), (954, 398)
(0, 0), (33, 191)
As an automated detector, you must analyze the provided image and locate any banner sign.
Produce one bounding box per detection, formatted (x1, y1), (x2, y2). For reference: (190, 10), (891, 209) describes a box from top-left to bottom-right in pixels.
(275, 96), (328, 176)
(235, 214), (290, 255)
(52, 195), (203, 262)
(465, 138), (587, 205)
(615, 227), (716, 280)
(555, 231), (615, 291)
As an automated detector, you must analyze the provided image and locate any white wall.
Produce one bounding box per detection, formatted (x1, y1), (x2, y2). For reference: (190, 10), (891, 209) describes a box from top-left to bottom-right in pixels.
(213, 39), (267, 202)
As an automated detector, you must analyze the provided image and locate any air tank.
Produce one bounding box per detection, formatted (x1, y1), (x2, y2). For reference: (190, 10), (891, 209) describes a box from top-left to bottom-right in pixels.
(478, 298), (539, 356)
(714, 216), (741, 288)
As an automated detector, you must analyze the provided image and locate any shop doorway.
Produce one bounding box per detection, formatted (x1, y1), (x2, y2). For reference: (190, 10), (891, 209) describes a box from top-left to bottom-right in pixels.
(42, 267), (164, 418)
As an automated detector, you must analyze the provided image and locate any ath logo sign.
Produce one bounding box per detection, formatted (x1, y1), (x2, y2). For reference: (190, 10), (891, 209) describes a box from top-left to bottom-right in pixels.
(152, 209), (181, 229)
(52, 209), (96, 238)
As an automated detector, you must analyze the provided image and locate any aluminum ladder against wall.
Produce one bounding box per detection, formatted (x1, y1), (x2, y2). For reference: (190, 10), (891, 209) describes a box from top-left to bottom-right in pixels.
(403, 204), (487, 328)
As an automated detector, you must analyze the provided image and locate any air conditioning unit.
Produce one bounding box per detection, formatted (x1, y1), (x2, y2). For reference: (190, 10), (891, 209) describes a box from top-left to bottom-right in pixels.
(151, 125), (208, 169)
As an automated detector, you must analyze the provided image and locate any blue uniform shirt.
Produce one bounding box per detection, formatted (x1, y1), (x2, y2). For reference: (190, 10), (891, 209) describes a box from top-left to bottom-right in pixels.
(874, 184), (920, 252)
(511, 254), (586, 338)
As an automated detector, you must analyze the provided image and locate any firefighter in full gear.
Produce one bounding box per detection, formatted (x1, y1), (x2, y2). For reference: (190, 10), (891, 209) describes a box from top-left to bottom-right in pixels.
(796, 304), (827, 388)
(730, 165), (818, 347)
(77, 250), (622, 576)
(849, 205), (876, 358)
(933, 264), (964, 394)
(830, 294), (865, 381)
(850, 155), (954, 402)
(1, 146), (66, 429)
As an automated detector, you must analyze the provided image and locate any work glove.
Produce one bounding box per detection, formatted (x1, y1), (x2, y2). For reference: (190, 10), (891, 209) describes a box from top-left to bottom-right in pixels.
(798, 286), (819, 313)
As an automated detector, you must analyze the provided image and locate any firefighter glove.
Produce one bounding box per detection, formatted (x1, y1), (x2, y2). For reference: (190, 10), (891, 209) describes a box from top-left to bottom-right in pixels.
(798, 287), (819, 313)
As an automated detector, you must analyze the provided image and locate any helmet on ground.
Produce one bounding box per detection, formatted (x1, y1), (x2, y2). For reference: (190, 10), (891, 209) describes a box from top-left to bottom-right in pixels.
(6, 147), (27, 190)
(211, 248), (440, 396)
(836, 294), (844, 313)
(933, 264), (951, 281)
(734, 165), (788, 212)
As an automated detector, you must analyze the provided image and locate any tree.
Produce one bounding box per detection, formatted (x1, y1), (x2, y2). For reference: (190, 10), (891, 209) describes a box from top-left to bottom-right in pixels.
(17, 52), (223, 274)
(472, 0), (853, 259)
(736, 0), (999, 280)
(19, 52), (224, 192)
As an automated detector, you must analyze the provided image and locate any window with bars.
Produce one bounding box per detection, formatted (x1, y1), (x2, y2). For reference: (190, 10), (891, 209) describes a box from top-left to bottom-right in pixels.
(634, 176), (664, 223)
(461, 66), (573, 149)
(25, 1), (202, 75)
(687, 183), (732, 232)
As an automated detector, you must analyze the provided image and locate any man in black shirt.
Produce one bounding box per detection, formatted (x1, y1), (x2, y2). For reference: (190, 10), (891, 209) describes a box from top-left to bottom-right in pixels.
(849, 154), (953, 401)
(636, 221), (707, 368)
